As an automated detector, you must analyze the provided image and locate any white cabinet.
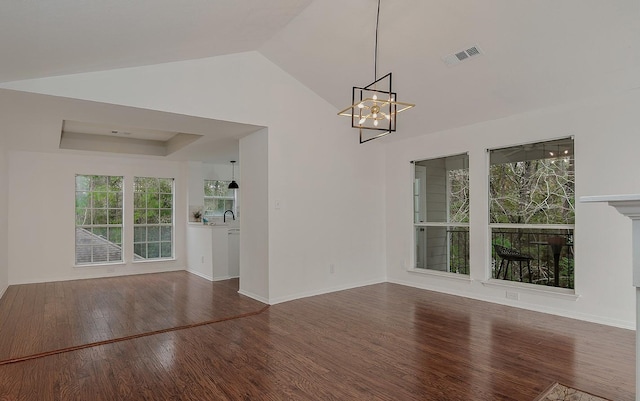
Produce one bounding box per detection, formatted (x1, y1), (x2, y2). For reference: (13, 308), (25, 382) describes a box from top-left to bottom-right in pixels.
(187, 224), (234, 281)
(228, 229), (240, 277)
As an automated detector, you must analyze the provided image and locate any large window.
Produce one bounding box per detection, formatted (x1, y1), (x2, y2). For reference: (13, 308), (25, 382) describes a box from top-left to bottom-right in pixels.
(489, 137), (575, 288)
(413, 154), (469, 274)
(133, 177), (174, 260)
(204, 180), (236, 218)
(75, 175), (123, 265)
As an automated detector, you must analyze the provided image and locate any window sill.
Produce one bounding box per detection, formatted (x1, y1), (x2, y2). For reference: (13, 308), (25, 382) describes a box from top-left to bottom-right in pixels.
(407, 268), (472, 283)
(74, 261), (125, 269)
(481, 278), (580, 300)
(132, 258), (176, 264)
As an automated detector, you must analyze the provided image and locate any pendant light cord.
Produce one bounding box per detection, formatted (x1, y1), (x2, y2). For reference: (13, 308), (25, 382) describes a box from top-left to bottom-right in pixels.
(374, 0), (380, 81)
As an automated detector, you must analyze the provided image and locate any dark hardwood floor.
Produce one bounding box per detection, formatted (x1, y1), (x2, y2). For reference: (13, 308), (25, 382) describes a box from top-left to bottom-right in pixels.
(0, 272), (265, 362)
(0, 272), (634, 400)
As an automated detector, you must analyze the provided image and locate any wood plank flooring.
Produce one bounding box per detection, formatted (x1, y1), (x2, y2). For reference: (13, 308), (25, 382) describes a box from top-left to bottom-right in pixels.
(0, 273), (635, 400)
(0, 272), (265, 362)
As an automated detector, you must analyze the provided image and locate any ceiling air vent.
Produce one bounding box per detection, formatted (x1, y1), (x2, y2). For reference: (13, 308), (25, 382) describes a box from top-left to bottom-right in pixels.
(443, 45), (483, 66)
(455, 51), (468, 61)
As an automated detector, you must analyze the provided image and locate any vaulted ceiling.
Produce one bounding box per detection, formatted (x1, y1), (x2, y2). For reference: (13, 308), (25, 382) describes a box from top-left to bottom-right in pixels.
(1, 0), (638, 148)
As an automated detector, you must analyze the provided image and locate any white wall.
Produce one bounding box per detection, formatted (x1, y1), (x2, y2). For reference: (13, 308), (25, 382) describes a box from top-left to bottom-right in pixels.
(186, 225), (214, 280)
(202, 162), (238, 183)
(0, 51), (634, 327)
(1, 51), (387, 302)
(239, 129), (269, 302)
(187, 161), (205, 220)
(8, 151), (187, 284)
(386, 89), (640, 329)
(0, 132), (7, 298)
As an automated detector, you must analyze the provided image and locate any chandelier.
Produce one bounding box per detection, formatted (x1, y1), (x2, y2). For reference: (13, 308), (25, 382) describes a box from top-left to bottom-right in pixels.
(337, 0), (415, 144)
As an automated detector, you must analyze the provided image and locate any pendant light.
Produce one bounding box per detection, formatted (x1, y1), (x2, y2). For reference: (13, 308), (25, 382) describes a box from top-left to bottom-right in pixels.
(337, 0), (415, 144)
(228, 161), (239, 189)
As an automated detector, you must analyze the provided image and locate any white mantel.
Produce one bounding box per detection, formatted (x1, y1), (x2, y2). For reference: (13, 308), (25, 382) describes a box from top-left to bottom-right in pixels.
(581, 194), (640, 400)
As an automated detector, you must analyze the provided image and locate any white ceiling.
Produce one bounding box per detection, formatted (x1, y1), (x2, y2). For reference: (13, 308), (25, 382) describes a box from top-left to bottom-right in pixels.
(1, 0), (638, 157)
(62, 120), (180, 141)
(261, 0), (640, 138)
(0, 0), (313, 83)
(0, 89), (264, 165)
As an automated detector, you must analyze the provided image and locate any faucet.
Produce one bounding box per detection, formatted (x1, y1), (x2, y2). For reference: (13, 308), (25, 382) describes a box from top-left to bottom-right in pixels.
(223, 209), (235, 223)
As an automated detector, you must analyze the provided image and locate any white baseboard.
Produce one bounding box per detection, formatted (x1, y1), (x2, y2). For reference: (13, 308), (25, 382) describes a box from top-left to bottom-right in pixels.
(237, 289), (269, 304)
(186, 269), (213, 282)
(10, 266), (186, 286)
(268, 277), (387, 305)
(387, 277), (635, 330)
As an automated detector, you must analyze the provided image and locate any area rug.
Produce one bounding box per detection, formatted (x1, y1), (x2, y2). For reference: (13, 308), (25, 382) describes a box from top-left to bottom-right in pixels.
(534, 382), (612, 401)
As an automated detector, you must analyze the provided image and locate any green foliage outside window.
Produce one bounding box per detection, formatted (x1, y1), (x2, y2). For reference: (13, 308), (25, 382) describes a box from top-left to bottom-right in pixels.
(204, 180), (236, 217)
(75, 175), (123, 264)
(133, 177), (174, 260)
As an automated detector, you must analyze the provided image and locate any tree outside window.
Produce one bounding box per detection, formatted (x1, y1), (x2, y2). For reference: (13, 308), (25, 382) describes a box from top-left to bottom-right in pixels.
(489, 137), (575, 288)
(133, 177), (174, 260)
(204, 180), (236, 218)
(75, 175), (123, 265)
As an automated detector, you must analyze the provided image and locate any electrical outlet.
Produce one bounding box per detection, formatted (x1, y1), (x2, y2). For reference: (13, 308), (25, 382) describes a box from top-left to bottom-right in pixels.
(330, 264), (335, 274)
(506, 291), (519, 301)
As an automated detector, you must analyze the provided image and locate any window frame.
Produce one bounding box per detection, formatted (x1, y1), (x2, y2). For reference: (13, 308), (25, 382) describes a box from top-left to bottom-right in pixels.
(132, 176), (175, 262)
(412, 152), (470, 275)
(203, 179), (237, 218)
(75, 174), (124, 266)
(487, 137), (575, 289)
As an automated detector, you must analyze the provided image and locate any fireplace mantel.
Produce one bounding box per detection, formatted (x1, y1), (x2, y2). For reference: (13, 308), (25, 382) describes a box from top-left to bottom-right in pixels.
(581, 194), (640, 400)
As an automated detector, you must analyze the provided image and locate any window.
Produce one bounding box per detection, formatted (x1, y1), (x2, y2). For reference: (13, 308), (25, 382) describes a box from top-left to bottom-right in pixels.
(133, 177), (174, 260)
(75, 175), (123, 265)
(489, 137), (575, 288)
(413, 154), (469, 274)
(204, 180), (236, 218)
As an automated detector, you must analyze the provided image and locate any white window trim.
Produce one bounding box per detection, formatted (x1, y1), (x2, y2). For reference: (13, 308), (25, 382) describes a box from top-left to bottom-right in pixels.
(407, 267), (473, 282)
(487, 137), (576, 292)
(489, 223), (575, 230)
(132, 176), (175, 262)
(481, 279), (580, 300)
(75, 174), (125, 266)
(412, 153), (470, 274)
(204, 179), (237, 217)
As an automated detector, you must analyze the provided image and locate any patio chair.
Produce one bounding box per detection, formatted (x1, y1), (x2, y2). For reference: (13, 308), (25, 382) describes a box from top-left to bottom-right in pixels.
(493, 244), (534, 283)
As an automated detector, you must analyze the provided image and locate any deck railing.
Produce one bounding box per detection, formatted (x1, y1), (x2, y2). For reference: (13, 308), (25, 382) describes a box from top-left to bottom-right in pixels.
(441, 228), (574, 289)
(491, 229), (574, 289)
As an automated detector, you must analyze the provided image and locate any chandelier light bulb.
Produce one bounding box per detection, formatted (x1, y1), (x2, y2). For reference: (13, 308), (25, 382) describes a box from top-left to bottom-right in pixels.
(358, 102), (365, 109)
(374, 120), (379, 126)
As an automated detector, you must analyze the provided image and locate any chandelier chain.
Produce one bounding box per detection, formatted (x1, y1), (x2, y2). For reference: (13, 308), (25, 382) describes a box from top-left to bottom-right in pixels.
(374, 0), (380, 82)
